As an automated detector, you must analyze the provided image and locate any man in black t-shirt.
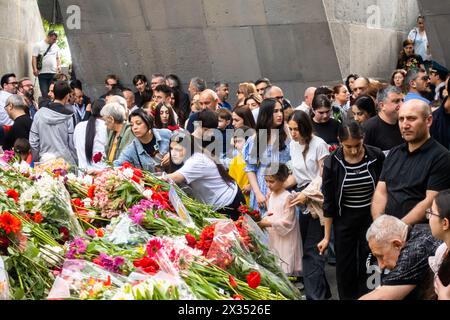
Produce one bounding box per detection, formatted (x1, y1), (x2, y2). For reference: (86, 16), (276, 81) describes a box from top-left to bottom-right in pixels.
(363, 86), (404, 155)
(360, 215), (441, 300)
(372, 99), (450, 225)
(3, 94), (32, 151)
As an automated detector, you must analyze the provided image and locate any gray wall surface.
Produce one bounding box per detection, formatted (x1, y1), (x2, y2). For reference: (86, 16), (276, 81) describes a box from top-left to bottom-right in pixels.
(29, 1), (446, 106)
(0, 0), (45, 80)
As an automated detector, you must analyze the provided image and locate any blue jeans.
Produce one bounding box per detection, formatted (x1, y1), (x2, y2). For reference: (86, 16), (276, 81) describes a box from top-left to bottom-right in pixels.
(38, 73), (55, 98)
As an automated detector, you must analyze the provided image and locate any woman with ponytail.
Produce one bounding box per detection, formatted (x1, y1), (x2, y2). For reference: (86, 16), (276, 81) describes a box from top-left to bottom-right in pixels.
(73, 99), (108, 170)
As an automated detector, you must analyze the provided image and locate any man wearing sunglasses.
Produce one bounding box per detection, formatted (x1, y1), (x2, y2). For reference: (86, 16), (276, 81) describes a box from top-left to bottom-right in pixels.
(404, 68), (432, 104)
(0, 73), (17, 126)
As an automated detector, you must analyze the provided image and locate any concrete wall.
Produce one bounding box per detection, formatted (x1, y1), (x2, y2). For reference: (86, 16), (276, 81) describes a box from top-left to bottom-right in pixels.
(54, 1), (423, 105)
(0, 0), (45, 80)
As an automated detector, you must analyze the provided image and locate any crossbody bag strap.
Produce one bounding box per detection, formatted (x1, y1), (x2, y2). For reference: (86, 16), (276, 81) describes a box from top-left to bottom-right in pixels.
(133, 141), (144, 169)
(43, 43), (54, 57)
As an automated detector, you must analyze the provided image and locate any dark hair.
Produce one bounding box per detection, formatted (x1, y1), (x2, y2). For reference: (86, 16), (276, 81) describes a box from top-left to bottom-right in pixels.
(390, 69), (407, 87)
(48, 30), (58, 37)
(154, 84), (173, 97)
(417, 15), (425, 22)
(254, 98), (288, 160)
(133, 74), (148, 86)
(255, 77), (271, 87)
(53, 80), (72, 100)
(105, 74), (120, 84)
(106, 87), (124, 98)
(70, 79), (83, 91)
(264, 163), (289, 182)
(332, 84), (346, 96)
(197, 109), (218, 129)
(233, 106), (256, 128)
(338, 120), (365, 142)
(289, 110), (313, 162)
(353, 95), (377, 118)
(214, 81), (229, 90)
(129, 108), (155, 131)
(435, 189), (450, 221)
(314, 86), (333, 100)
(85, 99), (106, 164)
(154, 103), (177, 129)
(1, 73), (16, 88)
(345, 74), (359, 94)
(13, 138), (31, 155)
(311, 94), (332, 119)
(217, 108), (232, 121)
(166, 74), (183, 90)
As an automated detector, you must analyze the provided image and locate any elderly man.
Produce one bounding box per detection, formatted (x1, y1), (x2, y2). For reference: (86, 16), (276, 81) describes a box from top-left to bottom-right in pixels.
(186, 89), (219, 133)
(188, 77), (207, 99)
(352, 77), (370, 100)
(296, 87), (317, 112)
(3, 95), (32, 151)
(360, 215), (440, 300)
(372, 99), (450, 225)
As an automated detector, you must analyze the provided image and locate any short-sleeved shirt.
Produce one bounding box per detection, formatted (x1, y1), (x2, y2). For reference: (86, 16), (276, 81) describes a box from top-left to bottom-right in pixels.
(382, 224), (441, 299)
(363, 116), (404, 155)
(178, 152), (238, 208)
(312, 119), (340, 146)
(290, 135), (329, 187)
(380, 139), (450, 219)
(32, 40), (59, 74)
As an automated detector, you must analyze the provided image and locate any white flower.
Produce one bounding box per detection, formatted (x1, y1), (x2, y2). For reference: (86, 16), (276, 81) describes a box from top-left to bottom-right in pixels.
(12, 162), (20, 170)
(143, 189), (153, 199)
(81, 175), (93, 186)
(122, 168), (134, 179)
(82, 198), (92, 207)
(66, 173), (77, 182)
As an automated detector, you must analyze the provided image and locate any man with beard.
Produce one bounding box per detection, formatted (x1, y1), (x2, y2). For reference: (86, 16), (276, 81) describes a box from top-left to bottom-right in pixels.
(18, 78), (38, 119)
(372, 99), (450, 225)
(215, 81), (232, 111)
(0, 73), (18, 126)
(404, 68), (432, 104)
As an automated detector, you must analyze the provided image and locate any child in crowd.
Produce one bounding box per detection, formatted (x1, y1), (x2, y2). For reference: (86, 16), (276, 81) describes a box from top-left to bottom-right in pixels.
(14, 138), (33, 165)
(228, 127), (252, 205)
(217, 108), (233, 157)
(258, 164), (303, 277)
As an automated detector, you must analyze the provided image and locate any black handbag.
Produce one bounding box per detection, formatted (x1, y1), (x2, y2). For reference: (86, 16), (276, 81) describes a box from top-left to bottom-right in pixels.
(36, 43), (54, 71)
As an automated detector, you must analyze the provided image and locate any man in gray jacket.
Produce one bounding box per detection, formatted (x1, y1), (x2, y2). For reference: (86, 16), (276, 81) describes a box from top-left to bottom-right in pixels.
(30, 80), (78, 165)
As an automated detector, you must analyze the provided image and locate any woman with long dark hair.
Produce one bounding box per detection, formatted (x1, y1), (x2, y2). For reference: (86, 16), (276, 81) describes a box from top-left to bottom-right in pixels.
(154, 102), (178, 130)
(243, 98), (290, 216)
(166, 74), (190, 126)
(318, 121), (385, 300)
(285, 110), (331, 300)
(396, 39), (425, 72)
(166, 110), (245, 220)
(73, 99), (108, 169)
(232, 106), (256, 129)
(351, 95), (377, 124)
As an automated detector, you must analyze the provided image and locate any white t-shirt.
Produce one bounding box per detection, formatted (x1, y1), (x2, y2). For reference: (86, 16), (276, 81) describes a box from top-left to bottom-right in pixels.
(178, 152), (238, 208)
(0, 91), (14, 126)
(32, 40), (59, 74)
(73, 119), (108, 170)
(290, 135), (329, 187)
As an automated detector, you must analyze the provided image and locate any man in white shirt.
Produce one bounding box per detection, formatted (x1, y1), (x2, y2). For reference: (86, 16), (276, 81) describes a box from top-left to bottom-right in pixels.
(0, 73), (18, 126)
(32, 30), (61, 98)
(296, 87), (317, 112)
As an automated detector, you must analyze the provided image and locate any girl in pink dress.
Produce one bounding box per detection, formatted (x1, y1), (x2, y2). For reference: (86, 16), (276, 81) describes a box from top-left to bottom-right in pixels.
(258, 164), (303, 276)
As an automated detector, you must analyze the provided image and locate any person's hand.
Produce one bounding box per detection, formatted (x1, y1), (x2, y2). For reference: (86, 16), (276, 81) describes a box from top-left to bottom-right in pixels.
(86, 103), (92, 113)
(289, 192), (307, 207)
(255, 192), (267, 210)
(161, 153), (170, 167)
(257, 217), (271, 229)
(242, 184), (251, 195)
(33, 69), (39, 77)
(435, 275), (450, 300)
(317, 238), (329, 256)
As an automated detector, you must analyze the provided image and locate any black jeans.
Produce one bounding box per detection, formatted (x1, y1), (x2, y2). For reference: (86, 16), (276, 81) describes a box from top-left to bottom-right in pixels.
(299, 211), (331, 300)
(38, 73), (55, 98)
(334, 207), (372, 300)
(217, 188), (245, 221)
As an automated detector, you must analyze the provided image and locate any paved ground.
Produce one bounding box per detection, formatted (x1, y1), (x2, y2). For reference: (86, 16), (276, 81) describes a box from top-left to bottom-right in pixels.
(294, 262), (339, 300)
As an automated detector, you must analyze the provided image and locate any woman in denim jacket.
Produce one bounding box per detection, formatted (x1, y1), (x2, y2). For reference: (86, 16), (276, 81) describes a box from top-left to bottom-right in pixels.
(113, 109), (172, 171)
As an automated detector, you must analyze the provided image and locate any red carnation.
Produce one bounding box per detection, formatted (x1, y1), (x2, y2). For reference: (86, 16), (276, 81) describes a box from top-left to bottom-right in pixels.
(185, 233), (197, 248)
(329, 144), (338, 153)
(59, 227), (70, 242)
(246, 271), (261, 289)
(229, 275), (238, 288)
(167, 125), (180, 131)
(87, 185), (96, 199)
(131, 176), (141, 184)
(133, 256), (160, 275)
(122, 162), (132, 169)
(6, 189), (19, 203)
(92, 152), (103, 163)
(132, 168), (142, 178)
(0, 237), (10, 247)
(32, 212), (43, 224)
(233, 294), (244, 300)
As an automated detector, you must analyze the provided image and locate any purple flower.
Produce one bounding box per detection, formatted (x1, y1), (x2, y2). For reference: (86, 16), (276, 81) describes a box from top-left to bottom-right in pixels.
(66, 237), (88, 259)
(129, 211), (145, 225)
(128, 199), (155, 225)
(86, 228), (97, 238)
(98, 253), (124, 273)
(2, 150), (15, 163)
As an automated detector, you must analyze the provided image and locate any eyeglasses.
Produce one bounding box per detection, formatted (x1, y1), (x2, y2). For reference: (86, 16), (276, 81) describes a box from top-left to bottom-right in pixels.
(7, 81), (18, 85)
(418, 76), (430, 81)
(274, 96), (284, 100)
(425, 208), (441, 220)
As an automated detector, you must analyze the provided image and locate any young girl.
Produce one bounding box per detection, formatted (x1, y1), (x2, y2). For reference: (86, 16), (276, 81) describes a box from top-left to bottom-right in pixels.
(258, 164), (302, 277)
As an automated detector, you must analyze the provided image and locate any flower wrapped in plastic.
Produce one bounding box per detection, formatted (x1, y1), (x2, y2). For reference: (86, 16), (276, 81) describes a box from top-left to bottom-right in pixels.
(19, 174), (84, 242)
(47, 259), (128, 300)
(104, 214), (151, 247)
(0, 256), (10, 300)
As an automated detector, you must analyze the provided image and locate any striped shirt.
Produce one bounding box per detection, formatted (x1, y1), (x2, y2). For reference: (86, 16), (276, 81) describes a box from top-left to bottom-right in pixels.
(342, 159), (374, 209)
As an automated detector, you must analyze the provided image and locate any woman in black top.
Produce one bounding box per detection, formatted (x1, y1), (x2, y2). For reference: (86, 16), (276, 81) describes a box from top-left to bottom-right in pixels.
(318, 121), (385, 300)
(311, 94), (341, 146)
(396, 39), (425, 72)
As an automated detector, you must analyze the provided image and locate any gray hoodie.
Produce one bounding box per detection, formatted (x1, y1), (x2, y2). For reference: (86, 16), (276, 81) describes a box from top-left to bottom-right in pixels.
(29, 101), (78, 165)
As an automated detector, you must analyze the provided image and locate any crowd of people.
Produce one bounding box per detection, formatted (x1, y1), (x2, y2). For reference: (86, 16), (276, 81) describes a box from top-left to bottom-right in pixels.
(1, 17), (450, 300)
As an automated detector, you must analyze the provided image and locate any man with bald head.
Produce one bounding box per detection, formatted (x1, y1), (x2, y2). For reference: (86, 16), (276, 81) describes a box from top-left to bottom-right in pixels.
(353, 77), (370, 100)
(264, 85), (284, 103)
(372, 99), (450, 225)
(296, 87), (317, 112)
(186, 89), (219, 133)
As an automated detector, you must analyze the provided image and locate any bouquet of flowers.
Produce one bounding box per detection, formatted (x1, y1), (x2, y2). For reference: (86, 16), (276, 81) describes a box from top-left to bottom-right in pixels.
(238, 204), (261, 222)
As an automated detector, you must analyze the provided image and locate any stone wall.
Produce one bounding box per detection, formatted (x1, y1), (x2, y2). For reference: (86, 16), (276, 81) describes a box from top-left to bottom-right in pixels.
(55, 1), (422, 105)
(0, 0), (45, 80)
